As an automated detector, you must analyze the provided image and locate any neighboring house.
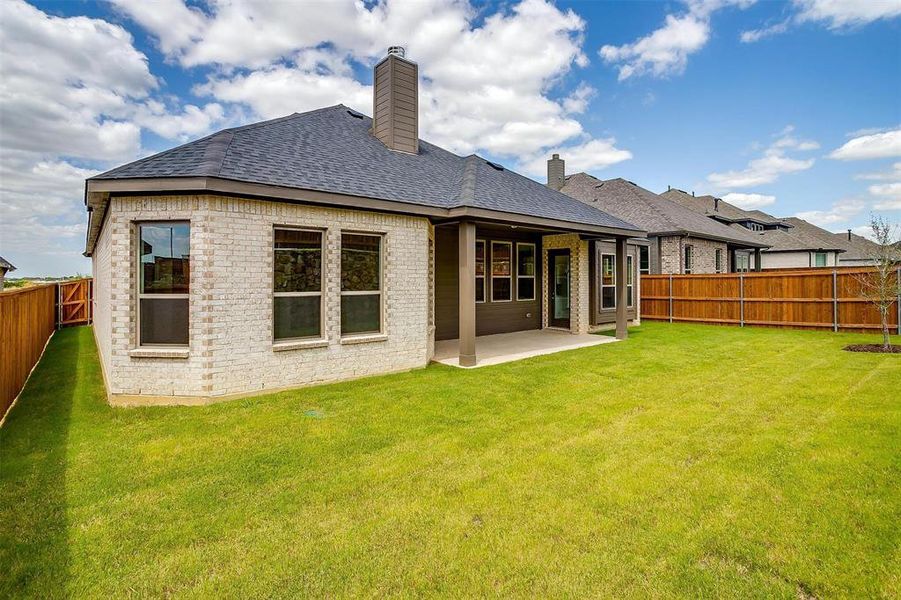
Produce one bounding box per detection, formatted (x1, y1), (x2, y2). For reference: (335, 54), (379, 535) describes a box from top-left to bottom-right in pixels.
(553, 163), (768, 275)
(831, 229), (881, 266)
(84, 47), (646, 403)
(0, 256), (16, 291)
(662, 190), (846, 269)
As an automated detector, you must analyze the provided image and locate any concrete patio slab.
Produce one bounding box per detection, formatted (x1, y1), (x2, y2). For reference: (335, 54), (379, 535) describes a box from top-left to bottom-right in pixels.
(432, 328), (619, 368)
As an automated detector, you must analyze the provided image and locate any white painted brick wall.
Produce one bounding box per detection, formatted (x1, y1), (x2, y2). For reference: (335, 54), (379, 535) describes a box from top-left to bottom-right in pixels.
(100, 195), (431, 399)
(92, 211), (112, 380)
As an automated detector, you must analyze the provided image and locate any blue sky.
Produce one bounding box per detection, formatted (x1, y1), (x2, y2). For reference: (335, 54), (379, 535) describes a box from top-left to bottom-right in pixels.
(2, 0), (899, 277)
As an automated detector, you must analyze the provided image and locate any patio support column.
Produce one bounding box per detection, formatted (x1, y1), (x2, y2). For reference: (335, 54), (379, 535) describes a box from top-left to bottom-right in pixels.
(754, 248), (762, 271)
(615, 236), (628, 340)
(458, 221), (477, 366)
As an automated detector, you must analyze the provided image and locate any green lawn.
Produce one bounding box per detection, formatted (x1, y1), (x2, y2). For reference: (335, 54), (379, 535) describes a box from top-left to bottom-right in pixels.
(1, 323), (899, 598)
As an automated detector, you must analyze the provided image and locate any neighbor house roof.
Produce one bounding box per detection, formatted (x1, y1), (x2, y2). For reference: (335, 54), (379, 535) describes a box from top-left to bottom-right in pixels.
(660, 189), (786, 226)
(85, 105), (643, 254)
(0, 256), (15, 272)
(560, 174), (768, 248)
(742, 218), (846, 253)
(831, 231), (881, 261)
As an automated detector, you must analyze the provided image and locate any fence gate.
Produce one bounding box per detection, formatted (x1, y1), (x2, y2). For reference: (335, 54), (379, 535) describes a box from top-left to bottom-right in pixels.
(58, 279), (93, 327)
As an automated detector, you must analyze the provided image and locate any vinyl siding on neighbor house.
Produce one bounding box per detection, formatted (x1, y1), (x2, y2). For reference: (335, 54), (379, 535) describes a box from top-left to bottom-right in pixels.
(760, 251), (839, 269)
(97, 194), (431, 400)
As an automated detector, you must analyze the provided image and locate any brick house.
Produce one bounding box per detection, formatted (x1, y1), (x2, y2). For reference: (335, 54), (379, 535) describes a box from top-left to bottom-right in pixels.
(84, 48), (646, 404)
(661, 189), (847, 269)
(551, 164), (768, 275)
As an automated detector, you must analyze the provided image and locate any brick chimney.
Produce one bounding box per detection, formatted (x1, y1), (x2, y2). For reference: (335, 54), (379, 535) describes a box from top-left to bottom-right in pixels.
(372, 46), (418, 154)
(547, 154), (565, 191)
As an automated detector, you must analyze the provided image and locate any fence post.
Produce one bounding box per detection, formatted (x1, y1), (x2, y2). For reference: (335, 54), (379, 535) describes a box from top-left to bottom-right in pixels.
(739, 273), (744, 327)
(668, 273), (673, 323)
(896, 267), (900, 336)
(832, 269), (838, 332)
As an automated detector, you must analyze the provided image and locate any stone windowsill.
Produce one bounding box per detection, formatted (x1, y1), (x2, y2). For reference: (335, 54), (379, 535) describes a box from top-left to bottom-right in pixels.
(129, 347), (190, 359)
(339, 333), (388, 345)
(272, 338), (330, 352)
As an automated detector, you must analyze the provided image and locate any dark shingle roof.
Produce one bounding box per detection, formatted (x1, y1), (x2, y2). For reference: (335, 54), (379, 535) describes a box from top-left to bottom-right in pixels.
(660, 189), (785, 225)
(92, 105), (640, 233)
(560, 174), (768, 247)
(831, 231), (881, 261)
(0, 256), (15, 272)
(745, 218), (846, 252)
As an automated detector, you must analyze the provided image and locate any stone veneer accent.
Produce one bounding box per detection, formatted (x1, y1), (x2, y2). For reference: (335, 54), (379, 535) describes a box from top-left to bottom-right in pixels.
(93, 194), (431, 401)
(541, 233), (591, 334)
(659, 235), (728, 274)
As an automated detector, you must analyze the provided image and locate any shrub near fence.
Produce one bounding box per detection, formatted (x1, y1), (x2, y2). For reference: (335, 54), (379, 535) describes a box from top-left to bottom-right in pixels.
(640, 268), (901, 334)
(0, 284), (57, 418)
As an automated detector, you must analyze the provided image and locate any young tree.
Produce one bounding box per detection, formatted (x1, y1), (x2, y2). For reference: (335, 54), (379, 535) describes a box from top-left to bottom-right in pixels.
(853, 216), (900, 351)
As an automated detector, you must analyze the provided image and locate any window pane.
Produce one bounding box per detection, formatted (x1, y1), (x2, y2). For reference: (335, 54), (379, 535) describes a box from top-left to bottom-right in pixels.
(517, 278), (534, 300)
(140, 223), (190, 293)
(627, 256), (633, 285)
(491, 243), (511, 277)
(602, 287), (615, 309)
(476, 242), (485, 277)
(639, 246), (649, 272)
(602, 255), (614, 286)
(627, 286), (633, 307)
(341, 294), (380, 335)
(341, 234), (381, 291)
(492, 278), (511, 301)
(476, 278), (485, 302)
(140, 298), (188, 345)
(517, 245), (535, 277)
(274, 230), (322, 293)
(815, 252), (827, 267)
(274, 296), (321, 340)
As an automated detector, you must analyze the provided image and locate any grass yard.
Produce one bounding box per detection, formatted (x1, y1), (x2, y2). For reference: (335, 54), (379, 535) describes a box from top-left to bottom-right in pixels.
(1, 323), (899, 598)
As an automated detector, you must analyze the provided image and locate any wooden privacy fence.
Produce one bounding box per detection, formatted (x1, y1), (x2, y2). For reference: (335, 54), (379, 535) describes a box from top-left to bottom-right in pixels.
(640, 268), (901, 334)
(0, 278), (93, 420)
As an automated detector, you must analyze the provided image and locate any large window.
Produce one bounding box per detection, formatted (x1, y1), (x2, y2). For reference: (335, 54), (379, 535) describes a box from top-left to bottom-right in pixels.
(475, 240), (486, 303)
(516, 243), (536, 301)
(273, 228), (323, 341)
(684, 245), (693, 274)
(715, 248), (724, 273)
(639, 246), (650, 274)
(814, 252), (827, 267)
(138, 222), (190, 346)
(735, 251), (750, 272)
(491, 241), (512, 302)
(341, 233), (382, 335)
(627, 255), (634, 308)
(601, 253), (615, 309)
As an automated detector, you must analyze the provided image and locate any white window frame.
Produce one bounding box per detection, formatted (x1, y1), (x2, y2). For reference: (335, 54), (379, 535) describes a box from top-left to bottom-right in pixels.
(340, 231), (385, 337)
(490, 241), (513, 302)
(684, 245), (693, 274)
(715, 248), (723, 273)
(814, 251), (827, 267)
(273, 227), (326, 342)
(515, 242), (536, 301)
(601, 253), (616, 310)
(639, 245), (650, 275)
(136, 221), (190, 348)
(735, 251), (750, 273)
(475, 239), (486, 303)
(627, 254), (634, 308)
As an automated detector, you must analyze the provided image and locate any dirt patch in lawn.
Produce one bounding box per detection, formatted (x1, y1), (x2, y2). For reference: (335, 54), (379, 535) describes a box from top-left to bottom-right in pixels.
(844, 344), (901, 354)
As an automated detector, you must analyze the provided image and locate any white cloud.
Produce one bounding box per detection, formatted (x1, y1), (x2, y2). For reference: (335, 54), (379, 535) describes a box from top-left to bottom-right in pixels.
(562, 82), (596, 114)
(740, 20), (790, 42)
(869, 183), (901, 210)
(706, 127), (818, 189)
(109, 0), (205, 56)
(721, 192), (776, 209)
(519, 138), (633, 177)
(794, 0), (901, 29)
(599, 0), (756, 80)
(829, 129), (901, 160)
(795, 197), (865, 226)
(856, 162), (901, 181)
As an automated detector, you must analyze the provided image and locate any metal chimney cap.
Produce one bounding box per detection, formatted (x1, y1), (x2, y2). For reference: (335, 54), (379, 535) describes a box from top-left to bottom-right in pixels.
(387, 46), (406, 58)
(552, 153), (560, 159)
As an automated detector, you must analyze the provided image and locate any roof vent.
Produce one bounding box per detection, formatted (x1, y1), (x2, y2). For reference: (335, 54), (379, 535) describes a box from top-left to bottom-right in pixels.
(486, 160), (504, 171)
(346, 109), (364, 119)
(387, 45), (406, 58)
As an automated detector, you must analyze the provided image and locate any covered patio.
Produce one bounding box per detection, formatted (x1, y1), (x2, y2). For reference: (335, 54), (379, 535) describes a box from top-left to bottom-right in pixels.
(432, 328), (619, 368)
